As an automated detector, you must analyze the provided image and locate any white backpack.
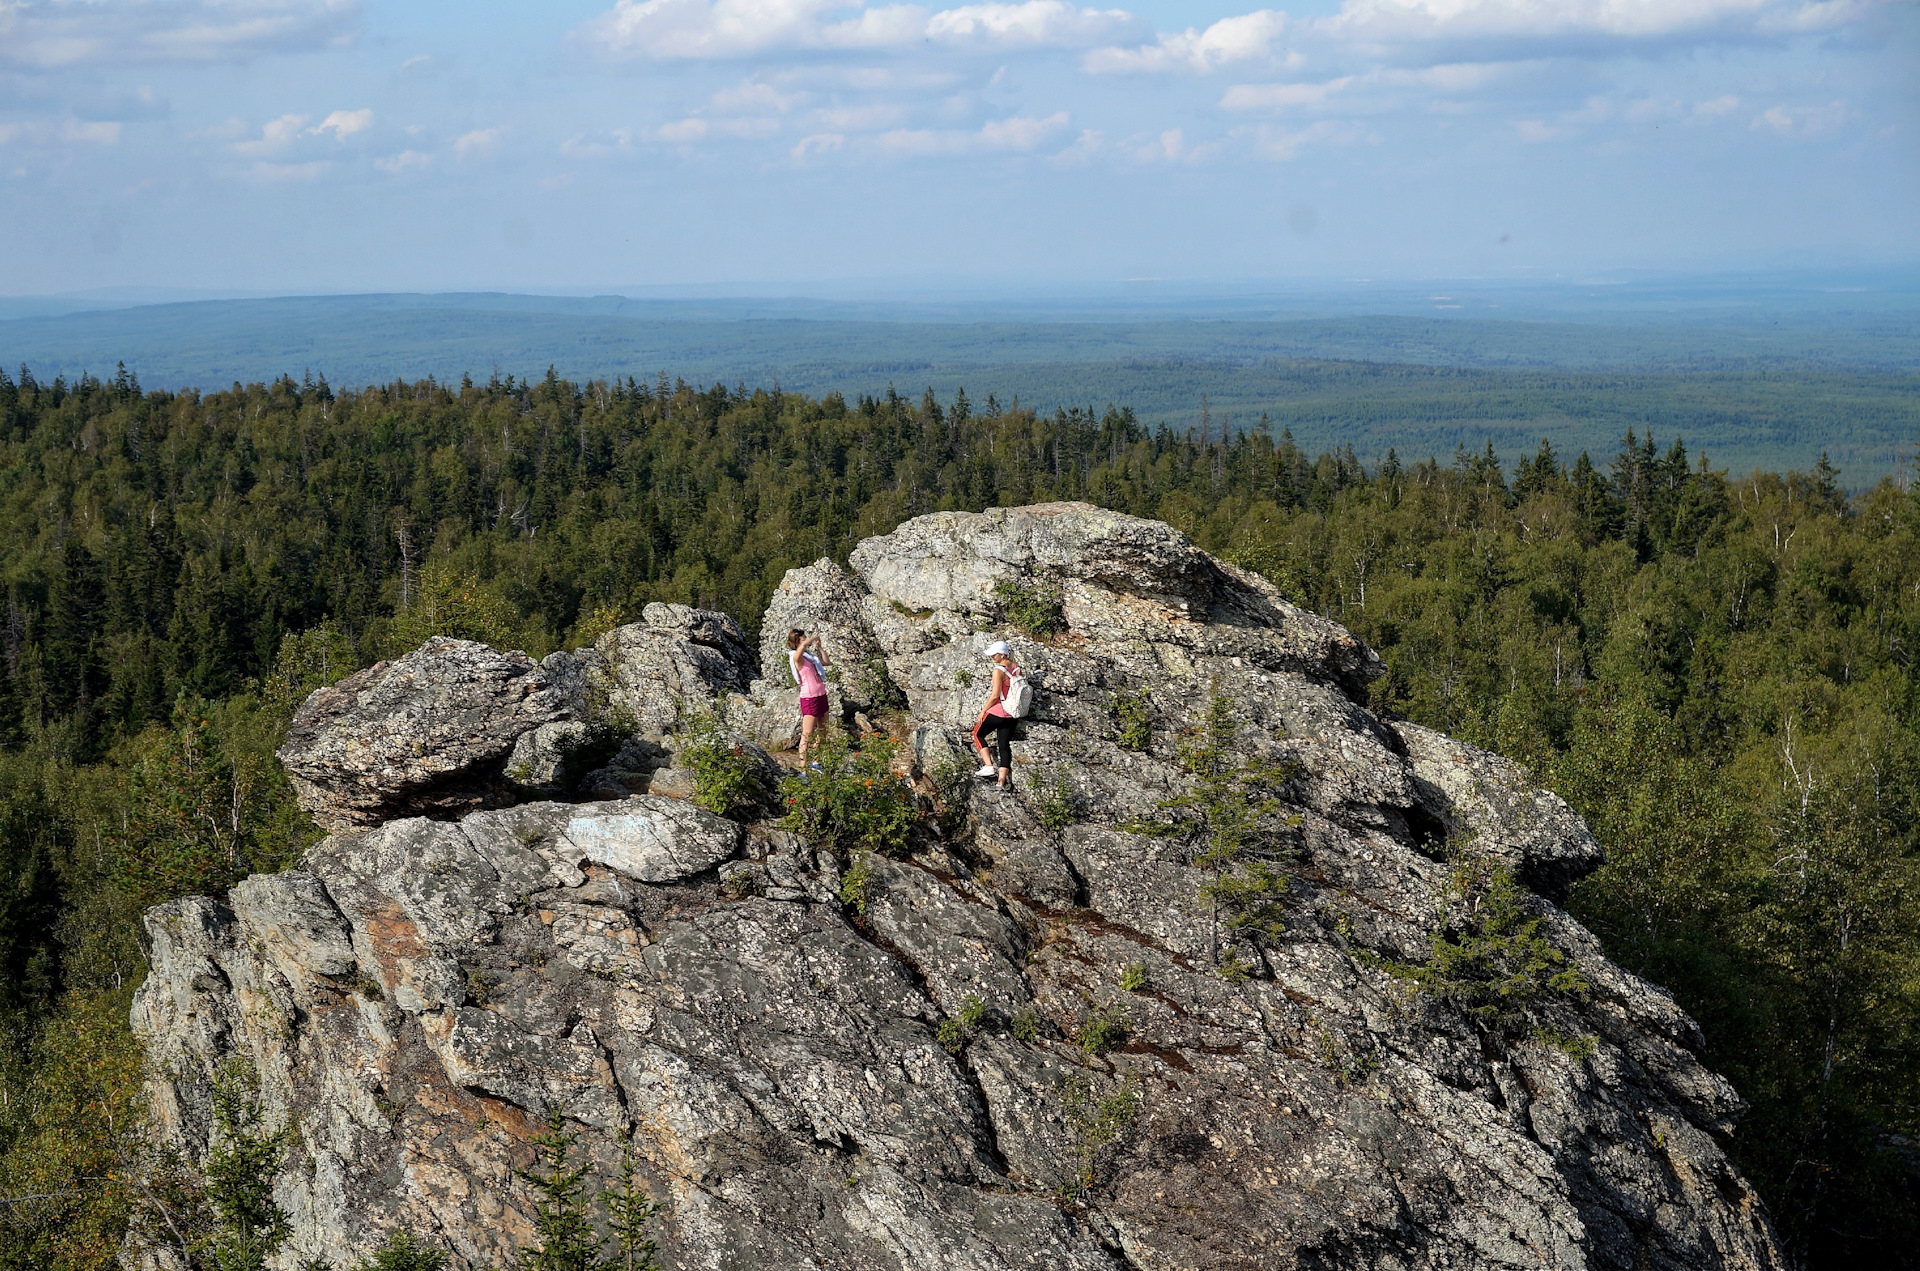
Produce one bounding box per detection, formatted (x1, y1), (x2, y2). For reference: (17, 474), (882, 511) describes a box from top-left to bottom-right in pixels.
(1001, 668), (1034, 718)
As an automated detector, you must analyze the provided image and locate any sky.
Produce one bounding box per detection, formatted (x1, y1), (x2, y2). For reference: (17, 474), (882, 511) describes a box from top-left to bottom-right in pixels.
(0, 0), (1915, 294)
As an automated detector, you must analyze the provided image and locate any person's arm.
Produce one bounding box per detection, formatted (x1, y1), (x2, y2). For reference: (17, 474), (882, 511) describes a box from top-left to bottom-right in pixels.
(809, 633), (830, 666)
(973, 667), (1006, 735)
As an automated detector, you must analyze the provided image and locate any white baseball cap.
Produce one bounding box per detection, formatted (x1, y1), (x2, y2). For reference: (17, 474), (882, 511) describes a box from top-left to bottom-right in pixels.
(984, 640), (1012, 657)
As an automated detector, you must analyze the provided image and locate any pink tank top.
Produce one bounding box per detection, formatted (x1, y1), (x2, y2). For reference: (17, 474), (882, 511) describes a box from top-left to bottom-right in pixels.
(986, 663), (1020, 718)
(793, 651), (827, 698)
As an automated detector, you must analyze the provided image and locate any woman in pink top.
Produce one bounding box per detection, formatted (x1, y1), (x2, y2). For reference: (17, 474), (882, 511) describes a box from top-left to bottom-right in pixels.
(787, 629), (830, 763)
(971, 640), (1020, 788)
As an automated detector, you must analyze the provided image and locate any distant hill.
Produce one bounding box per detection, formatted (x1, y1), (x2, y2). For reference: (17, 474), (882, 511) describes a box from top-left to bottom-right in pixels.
(2, 291), (1916, 479)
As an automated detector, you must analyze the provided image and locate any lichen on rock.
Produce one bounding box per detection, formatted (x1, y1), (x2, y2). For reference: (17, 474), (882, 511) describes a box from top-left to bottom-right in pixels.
(137, 502), (1786, 1271)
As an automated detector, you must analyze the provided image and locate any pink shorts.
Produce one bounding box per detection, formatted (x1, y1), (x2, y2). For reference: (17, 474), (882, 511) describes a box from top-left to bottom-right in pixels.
(799, 694), (828, 719)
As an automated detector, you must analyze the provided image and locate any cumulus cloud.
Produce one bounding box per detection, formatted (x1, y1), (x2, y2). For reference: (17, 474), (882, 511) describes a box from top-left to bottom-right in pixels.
(576, 0), (1132, 59)
(232, 112), (311, 157)
(1087, 0), (1877, 76)
(1753, 99), (1851, 136)
(924, 1), (1133, 48)
(1084, 10), (1287, 74)
(310, 107), (372, 138)
(452, 127), (501, 157)
(0, 0), (360, 69)
(374, 148), (431, 172)
(1316, 0), (1873, 49)
(1220, 76), (1352, 111)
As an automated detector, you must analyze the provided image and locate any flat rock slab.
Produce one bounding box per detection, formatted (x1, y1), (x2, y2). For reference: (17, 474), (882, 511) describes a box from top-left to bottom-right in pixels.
(556, 797), (741, 883)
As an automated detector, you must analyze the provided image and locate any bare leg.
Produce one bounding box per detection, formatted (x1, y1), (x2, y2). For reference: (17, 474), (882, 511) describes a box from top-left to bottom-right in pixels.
(997, 766), (1010, 788)
(799, 713), (817, 762)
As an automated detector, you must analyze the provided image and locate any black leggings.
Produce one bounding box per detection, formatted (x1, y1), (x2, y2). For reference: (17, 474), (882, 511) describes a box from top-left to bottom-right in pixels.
(976, 716), (1016, 770)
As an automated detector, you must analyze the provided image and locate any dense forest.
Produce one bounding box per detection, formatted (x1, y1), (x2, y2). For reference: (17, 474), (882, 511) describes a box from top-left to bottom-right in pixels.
(0, 362), (1913, 1270)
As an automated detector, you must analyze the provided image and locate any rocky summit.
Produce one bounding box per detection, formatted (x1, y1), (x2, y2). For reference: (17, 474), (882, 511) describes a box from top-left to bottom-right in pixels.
(132, 502), (1785, 1271)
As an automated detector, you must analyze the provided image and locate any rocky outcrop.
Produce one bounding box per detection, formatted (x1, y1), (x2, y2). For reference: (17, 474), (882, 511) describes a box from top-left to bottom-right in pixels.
(278, 638), (571, 830)
(137, 502), (1785, 1271)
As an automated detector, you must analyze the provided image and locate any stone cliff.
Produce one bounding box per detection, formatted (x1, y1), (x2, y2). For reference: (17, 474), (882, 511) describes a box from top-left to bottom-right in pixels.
(132, 502), (1785, 1270)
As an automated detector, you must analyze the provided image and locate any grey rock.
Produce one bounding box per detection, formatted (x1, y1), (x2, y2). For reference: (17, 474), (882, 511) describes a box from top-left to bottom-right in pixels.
(277, 638), (570, 830)
(135, 504), (1785, 1271)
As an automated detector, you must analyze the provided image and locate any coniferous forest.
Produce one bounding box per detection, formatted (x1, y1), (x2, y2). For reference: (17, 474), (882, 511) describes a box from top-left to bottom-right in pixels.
(0, 363), (1914, 1270)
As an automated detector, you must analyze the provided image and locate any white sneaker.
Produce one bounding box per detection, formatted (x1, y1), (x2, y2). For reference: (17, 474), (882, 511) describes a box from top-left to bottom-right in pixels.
(974, 764), (998, 778)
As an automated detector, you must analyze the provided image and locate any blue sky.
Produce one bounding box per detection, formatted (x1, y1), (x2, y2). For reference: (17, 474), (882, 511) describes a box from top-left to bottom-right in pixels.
(0, 0), (1914, 294)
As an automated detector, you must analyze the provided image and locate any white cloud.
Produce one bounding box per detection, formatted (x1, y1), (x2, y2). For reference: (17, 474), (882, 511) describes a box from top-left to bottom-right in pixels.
(1220, 76), (1353, 112)
(792, 131), (846, 157)
(560, 129), (636, 157)
(1085, 10), (1287, 73)
(979, 109), (1068, 146)
(1512, 117), (1556, 141)
(243, 159), (329, 181)
(924, 1), (1133, 48)
(452, 128), (501, 157)
(1694, 94), (1742, 117)
(0, 117), (122, 146)
(1753, 99), (1850, 137)
(0, 0), (360, 69)
(1239, 118), (1365, 159)
(374, 149), (431, 172)
(1316, 0), (1875, 52)
(310, 108), (372, 139)
(711, 80), (810, 114)
(577, 0), (1131, 59)
(232, 113), (311, 157)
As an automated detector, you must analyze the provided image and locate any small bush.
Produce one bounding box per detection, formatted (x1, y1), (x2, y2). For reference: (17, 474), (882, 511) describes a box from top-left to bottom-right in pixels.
(854, 656), (907, 711)
(953, 667), (974, 688)
(935, 1019), (968, 1055)
(678, 700), (773, 818)
(1030, 767), (1078, 832)
(1059, 1076), (1141, 1197)
(1107, 689), (1152, 752)
(1076, 1004), (1130, 1058)
(1011, 1008), (1045, 1044)
(1310, 1019), (1379, 1085)
(780, 736), (920, 859)
(1373, 855), (1590, 1032)
(994, 576), (1065, 639)
(838, 852), (874, 915)
(1119, 963), (1149, 992)
(930, 753), (976, 839)
(349, 1231), (448, 1271)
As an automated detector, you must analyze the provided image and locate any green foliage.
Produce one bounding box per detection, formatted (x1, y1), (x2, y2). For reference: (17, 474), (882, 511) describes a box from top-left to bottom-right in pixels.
(569, 602), (626, 652)
(1310, 1019), (1380, 1085)
(265, 622), (363, 714)
(952, 667), (973, 688)
(1028, 767), (1078, 832)
(676, 702), (772, 819)
(852, 657), (907, 712)
(1010, 1009), (1044, 1045)
(601, 1144), (663, 1271)
(1378, 857), (1590, 1031)
(514, 1107), (603, 1271)
(204, 1063), (293, 1271)
(779, 736), (919, 859)
(1118, 963), (1149, 992)
(1127, 691), (1301, 968)
(1107, 689), (1152, 752)
(837, 853), (874, 916)
(929, 754), (975, 840)
(349, 1231), (448, 1271)
(1058, 1076), (1141, 1198)
(386, 564), (523, 656)
(993, 576), (1065, 639)
(1075, 1005), (1130, 1058)
(509, 1107), (660, 1271)
(111, 696), (316, 915)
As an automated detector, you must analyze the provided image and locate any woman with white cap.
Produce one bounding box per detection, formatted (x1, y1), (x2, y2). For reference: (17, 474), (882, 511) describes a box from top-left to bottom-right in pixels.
(971, 640), (1021, 788)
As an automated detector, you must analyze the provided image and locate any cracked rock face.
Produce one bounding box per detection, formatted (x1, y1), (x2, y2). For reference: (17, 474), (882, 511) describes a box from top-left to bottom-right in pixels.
(139, 502), (1785, 1271)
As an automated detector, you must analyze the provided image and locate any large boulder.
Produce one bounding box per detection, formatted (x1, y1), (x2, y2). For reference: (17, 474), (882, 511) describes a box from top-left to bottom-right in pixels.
(138, 504), (1787, 1271)
(278, 638), (570, 831)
